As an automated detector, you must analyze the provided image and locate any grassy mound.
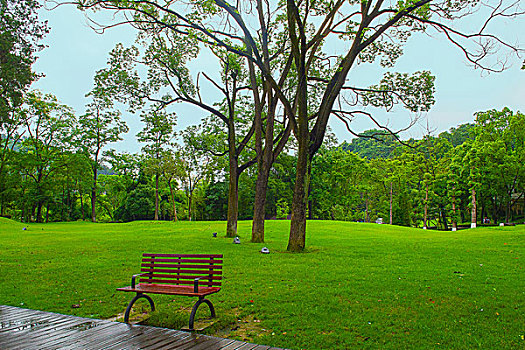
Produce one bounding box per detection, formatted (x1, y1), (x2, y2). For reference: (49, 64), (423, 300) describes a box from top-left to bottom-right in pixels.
(0, 219), (523, 349)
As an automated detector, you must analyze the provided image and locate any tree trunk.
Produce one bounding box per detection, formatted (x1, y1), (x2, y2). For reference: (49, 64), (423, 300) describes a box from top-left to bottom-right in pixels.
(365, 194), (369, 223)
(226, 115), (240, 237)
(251, 107), (277, 242)
(471, 188), (477, 228)
(287, 139), (311, 251)
(252, 166), (270, 242)
(389, 182), (393, 225)
(440, 206), (449, 231)
(168, 181), (178, 221)
(226, 164), (239, 237)
(36, 201), (43, 223)
(45, 202), (50, 223)
(452, 193), (457, 231)
(80, 189), (85, 221)
(91, 165), (97, 223)
(188, 193), (193, 222)
(154, 173), (159, 221)
(423, 183), (428, 229)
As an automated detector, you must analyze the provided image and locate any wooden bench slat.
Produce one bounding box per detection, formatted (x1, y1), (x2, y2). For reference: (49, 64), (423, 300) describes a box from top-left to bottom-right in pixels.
(141, 263), (223, 269)
(143, 253), (223, 258)
(139, 274), (222, 281)
(139, 279), (222, 286)
(142, 258), (223, 264)
(140, 268), (222, 275)
(118, 284), (221, 297)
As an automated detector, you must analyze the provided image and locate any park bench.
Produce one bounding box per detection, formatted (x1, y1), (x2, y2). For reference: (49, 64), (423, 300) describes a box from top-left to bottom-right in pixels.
(117, 253), (223, 330)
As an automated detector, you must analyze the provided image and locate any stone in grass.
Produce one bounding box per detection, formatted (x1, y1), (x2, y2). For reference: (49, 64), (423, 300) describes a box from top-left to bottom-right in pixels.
(260, 247), (270, 254)
(233, 237), (241, 244)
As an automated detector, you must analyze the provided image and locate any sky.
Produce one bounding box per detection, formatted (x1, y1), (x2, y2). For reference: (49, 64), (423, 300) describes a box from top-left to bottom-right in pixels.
(33, 2), (525, 153)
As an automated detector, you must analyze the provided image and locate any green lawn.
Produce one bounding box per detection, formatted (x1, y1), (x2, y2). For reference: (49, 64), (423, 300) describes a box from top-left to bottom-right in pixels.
(0, 218), (523, 349)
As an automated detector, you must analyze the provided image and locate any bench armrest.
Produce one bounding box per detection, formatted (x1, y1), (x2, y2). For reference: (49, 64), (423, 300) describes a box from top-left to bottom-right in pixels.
(132, 273), (150, 288)
(194, 276), (205, 293)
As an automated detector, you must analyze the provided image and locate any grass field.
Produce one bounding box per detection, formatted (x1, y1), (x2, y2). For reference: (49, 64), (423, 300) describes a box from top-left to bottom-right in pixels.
(0, 218), (523, 349)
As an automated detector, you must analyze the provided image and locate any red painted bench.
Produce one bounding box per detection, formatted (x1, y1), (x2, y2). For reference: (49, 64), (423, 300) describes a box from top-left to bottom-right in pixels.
(117, 253), (223, 330)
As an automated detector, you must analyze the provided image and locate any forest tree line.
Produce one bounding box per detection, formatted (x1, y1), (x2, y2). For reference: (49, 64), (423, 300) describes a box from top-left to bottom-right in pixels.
(1, 93), (523, 229)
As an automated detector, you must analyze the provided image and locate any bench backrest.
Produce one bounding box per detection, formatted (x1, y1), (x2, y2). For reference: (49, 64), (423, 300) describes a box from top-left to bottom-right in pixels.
(139, 253), (223, 288)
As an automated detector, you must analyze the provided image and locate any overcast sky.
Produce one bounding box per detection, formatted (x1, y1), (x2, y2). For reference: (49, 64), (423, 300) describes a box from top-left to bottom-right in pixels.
(33, 2), (525, 153)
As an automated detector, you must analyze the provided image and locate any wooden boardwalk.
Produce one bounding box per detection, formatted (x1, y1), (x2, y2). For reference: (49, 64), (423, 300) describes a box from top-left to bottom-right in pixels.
(0, 305), (283, 350)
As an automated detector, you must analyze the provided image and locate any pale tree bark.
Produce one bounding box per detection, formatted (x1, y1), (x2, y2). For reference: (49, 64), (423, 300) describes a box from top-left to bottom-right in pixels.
(91, 167), (97, 223)
(389, 181), (393, 225)
(451, 191), (457, 231)
(423, 182), (428, 229)
(154, 173), (159, 220)
(167, 180), (178, 221)
(471, 188), (477, 228)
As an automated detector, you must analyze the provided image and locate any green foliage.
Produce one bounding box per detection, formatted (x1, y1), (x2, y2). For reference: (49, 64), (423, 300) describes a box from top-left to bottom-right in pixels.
(364, 71), (436, 112)
(438, 123), (475, 147)
(0, 0), (48, 121)
(341, 129), (399, 159)
(275, 199), (289, 219)
(115, 184), (155, 222)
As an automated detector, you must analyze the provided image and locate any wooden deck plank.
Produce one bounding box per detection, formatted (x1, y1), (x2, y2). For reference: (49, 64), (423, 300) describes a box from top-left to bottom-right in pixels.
(0, 307), (64, 322)
(220, 340), (250, 350)
(0, 306), (38, 318)
(140, 328), (200, 350)
(150, 333), (195, 350)
(101, 328), (160, 349)
(57, 324), (146, 349)
(0, 318), (88, 348)
(49, 323), (134, 349)
(183, 335), (225, 350)
(39, 322), (119, 349)
(0, 314), (61, 333)
(158, 333), (209, 349)
(0, 306), (281, 350)
(112, 328), (187, 350)
(100, 330), (157, 349)
(0, 315), (73, 334)
(0, 311), (58, 325)
(37, 321), (114, 350)
(8, 319), (104, 350)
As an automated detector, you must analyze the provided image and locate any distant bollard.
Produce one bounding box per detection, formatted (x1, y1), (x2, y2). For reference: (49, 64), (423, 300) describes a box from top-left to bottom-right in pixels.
(261, 247), (270, 254)
(22, 227), (27, 231)
(212, 232), (218, 238)
(233, 237), (241, 244)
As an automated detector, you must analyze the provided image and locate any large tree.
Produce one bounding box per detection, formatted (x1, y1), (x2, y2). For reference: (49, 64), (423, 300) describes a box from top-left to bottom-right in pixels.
(472, 108), (525, 222)
(16, 91), (76, 222)
(74, 0), (522, 250)
(0, 0), (48, 123)
(75, 72), (129, 222)
(137, 107), (176, 220)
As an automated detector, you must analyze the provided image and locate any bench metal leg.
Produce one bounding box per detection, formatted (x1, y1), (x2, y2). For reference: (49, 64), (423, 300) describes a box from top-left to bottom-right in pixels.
(188, 296), (216, 330)
(124, 293), (155, 323)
